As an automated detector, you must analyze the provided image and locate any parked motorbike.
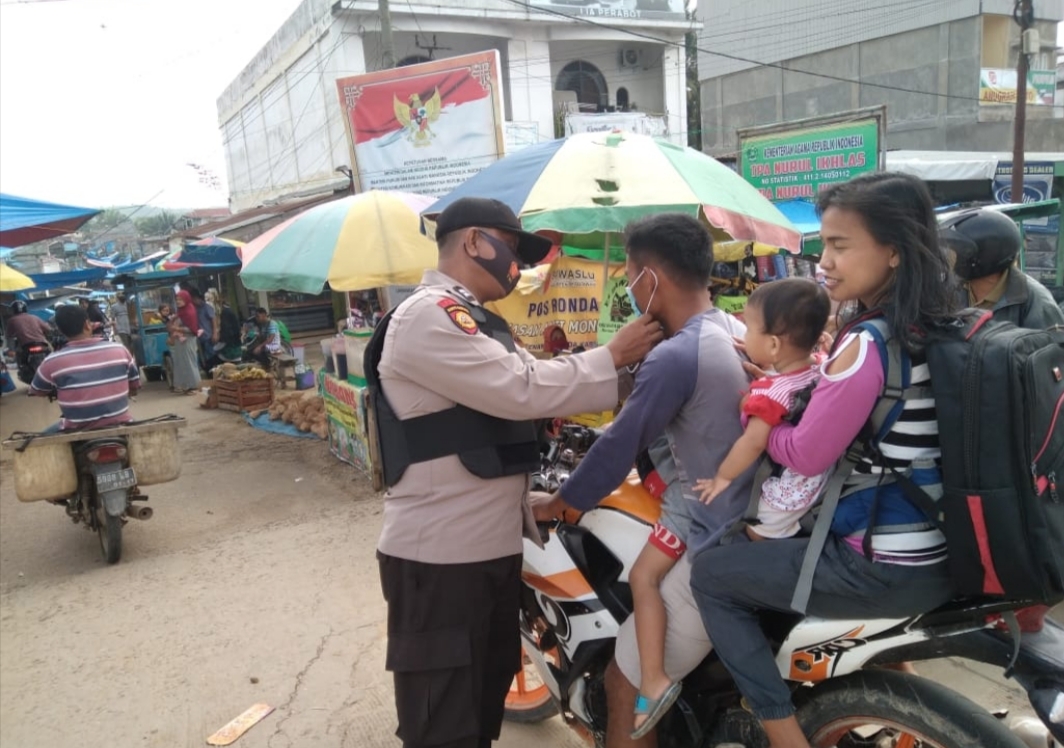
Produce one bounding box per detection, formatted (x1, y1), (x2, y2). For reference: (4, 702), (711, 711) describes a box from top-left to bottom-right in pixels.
(507, 425), (1064, 748)
(14, 338), (50, 385)
(2, 416), (187, 564)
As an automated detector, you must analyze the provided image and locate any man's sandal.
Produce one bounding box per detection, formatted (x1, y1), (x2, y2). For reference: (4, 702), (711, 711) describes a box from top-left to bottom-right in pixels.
(631, 681), (682, 739)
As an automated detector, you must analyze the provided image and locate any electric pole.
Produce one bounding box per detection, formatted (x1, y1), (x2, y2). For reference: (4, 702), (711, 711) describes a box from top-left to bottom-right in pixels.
(379, 0), (396, 70)
(1011, 0), (1034, 202)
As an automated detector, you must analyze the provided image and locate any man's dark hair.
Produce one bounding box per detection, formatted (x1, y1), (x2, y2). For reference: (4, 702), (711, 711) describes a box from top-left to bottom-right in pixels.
(55, 304), (88, 338)
(747, 278), (830, 351)
(624, 213), (713, 289)
(255, 307), (268, 316)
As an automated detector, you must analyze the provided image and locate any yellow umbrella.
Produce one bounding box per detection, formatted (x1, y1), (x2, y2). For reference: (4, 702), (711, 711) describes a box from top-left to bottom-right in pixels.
(239, 191), (438, 293)
(0, 262), (35, 292)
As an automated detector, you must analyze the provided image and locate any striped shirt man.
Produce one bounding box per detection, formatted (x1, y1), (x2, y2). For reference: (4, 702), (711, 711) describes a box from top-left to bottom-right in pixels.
(30, 338), (140, 431)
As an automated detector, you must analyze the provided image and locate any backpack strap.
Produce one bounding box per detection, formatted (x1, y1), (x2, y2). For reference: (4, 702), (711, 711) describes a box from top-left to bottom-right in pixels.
(790, 319), (909, 613)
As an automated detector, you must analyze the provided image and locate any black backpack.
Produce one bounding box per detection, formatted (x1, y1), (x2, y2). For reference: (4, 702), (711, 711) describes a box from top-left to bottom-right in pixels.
(792, 312), (1064, 614)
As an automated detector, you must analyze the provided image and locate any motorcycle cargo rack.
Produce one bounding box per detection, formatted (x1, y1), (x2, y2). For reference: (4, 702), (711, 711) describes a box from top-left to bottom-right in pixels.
(2, 416), (187, 501)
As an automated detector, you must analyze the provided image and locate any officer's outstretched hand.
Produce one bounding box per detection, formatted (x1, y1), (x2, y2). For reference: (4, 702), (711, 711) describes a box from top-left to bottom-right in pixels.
(606, 315), (664, 369)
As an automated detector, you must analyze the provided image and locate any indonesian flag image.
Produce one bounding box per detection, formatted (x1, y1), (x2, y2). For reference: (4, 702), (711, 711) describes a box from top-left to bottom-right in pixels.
(340, 53), (504, 197)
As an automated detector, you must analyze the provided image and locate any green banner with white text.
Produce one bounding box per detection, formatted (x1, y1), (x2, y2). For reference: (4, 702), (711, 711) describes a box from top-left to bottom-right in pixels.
(740, 119), (879, 202)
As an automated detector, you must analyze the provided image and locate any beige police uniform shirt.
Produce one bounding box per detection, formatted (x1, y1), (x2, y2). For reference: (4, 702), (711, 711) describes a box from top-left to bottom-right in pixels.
(376, 269), (620, 564)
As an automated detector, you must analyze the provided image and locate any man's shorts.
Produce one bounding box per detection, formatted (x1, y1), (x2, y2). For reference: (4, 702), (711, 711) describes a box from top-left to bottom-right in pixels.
(614, 554), (713, 688)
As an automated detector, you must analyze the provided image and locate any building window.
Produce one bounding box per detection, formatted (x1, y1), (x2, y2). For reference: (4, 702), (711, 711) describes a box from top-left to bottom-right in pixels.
(556, 60), (608, 112)
(616, 87), (629, 111)
(398, 55), (431, 67)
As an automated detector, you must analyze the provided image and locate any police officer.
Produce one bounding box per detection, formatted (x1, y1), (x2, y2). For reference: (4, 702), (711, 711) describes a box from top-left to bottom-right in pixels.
(941, 207), (1063, 329)
(369, 197), (663, 748)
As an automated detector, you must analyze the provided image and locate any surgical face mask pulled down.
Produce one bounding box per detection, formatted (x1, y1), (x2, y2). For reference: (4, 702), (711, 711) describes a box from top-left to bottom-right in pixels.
(625, 268), (658, 318)
(624, 268), (658, 372)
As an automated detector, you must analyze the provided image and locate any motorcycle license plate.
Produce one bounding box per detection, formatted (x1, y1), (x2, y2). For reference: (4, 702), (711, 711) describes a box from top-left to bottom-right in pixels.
(95, 468), (137, 492)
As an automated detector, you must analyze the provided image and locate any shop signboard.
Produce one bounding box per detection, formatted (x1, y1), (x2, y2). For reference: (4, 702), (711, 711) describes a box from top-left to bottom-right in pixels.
(993, 161), (1055, 206)
(336, 51), (505, 197)
(320, 372), (371, 474)
(979, 68), (1056, 106)
(564, 112), (667, 137)
(739, 118), (880, 201)
(528, 0), (685, 21)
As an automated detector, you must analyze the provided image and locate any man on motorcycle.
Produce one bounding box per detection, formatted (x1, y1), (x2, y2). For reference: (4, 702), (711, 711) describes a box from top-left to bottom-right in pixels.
(5, 300), (53, 370)
(29, 304), (140, 433)
(531, 213), (754, 743)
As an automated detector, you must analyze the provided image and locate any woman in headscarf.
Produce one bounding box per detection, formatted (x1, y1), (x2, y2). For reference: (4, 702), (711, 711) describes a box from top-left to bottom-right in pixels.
(543, 324), (570, 357)
(171, 290), (203, 394)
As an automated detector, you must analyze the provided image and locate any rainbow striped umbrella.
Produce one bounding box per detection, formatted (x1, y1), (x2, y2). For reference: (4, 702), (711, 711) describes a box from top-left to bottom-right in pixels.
(424, 131), (801, 252)
(239, 191), (437, 293)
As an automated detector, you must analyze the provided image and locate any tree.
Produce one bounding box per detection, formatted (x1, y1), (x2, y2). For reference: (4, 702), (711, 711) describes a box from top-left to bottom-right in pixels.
(86, 208), (128, 232)
(134, 210), (179, 237)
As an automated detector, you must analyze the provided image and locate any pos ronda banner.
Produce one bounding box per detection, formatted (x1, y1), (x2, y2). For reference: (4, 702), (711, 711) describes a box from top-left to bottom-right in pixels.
(336, 51), (506, 197)
(739, 111), (882, 201)
(488, 255), (618, 354)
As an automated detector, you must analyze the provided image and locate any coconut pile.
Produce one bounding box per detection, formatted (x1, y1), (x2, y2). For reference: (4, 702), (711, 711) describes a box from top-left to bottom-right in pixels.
(250, 390), (328, 439)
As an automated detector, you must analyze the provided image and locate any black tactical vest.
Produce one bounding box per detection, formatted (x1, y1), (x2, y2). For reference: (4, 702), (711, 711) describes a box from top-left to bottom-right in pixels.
(364, 291), (540, 488)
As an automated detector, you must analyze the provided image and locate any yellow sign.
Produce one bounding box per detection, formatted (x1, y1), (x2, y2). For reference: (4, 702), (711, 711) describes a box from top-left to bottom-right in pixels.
(489, 255), (617, 354)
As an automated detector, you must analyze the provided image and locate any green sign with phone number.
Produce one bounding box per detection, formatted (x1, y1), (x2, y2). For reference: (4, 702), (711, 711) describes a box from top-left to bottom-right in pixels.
(740, 119), (880, 202)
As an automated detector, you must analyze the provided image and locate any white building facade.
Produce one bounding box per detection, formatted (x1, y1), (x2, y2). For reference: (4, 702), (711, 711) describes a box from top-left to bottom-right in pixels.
(218, 0), (694, 212)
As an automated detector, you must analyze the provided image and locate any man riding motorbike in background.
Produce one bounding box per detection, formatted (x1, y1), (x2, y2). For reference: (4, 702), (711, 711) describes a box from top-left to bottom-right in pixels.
(4, 300), (54, 383)
(29, 304), (140, 433)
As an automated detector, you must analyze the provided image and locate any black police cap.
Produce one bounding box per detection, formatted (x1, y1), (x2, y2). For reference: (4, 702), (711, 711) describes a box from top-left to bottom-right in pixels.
(435, 197), (552, 266)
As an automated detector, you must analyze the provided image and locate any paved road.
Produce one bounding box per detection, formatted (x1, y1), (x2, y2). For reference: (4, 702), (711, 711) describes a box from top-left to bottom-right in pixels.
(0, 378), (1047, 747)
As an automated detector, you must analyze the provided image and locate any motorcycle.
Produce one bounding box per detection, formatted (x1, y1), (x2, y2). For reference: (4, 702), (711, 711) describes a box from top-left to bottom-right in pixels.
(2, 416), (187, 564)
(507, 425), (1064, 748)
(14, 338), (50, 385)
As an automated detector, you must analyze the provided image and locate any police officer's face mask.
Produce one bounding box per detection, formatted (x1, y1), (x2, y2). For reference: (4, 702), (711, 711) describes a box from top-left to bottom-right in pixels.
(472, 229), (523, 295)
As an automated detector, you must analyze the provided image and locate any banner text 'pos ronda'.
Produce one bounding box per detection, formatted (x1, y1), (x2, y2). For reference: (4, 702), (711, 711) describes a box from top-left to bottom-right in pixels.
(336, 51), (506, 197)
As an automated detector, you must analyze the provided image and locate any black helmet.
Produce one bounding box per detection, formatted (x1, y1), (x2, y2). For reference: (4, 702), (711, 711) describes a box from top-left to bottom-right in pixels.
(939, 208), (1021, 281)
(11, 300), (28, 315)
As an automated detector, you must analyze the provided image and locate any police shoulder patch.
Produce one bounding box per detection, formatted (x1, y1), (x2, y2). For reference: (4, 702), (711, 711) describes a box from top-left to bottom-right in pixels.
(437, 297), (479, 335)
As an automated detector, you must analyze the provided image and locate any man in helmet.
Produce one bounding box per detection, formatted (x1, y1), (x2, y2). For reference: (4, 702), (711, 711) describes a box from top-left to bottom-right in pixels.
(4, 301), (53, 367)
(941, 208), (1063, 329)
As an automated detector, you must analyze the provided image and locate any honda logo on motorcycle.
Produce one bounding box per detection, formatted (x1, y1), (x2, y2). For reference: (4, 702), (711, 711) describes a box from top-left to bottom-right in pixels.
(789, 626), (867, 682)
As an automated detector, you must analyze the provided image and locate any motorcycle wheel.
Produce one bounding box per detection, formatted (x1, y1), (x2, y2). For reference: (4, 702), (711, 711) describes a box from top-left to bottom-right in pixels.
(504, 644), (559, 724)
(798, 670), (1025, 748)
(93, 500), (123, 565)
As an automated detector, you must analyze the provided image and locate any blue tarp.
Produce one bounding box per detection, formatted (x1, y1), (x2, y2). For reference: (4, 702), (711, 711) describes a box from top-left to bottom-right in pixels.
(242, 412), (319, 440)
(25, 268), (108, 291)
(0, 193), (100, 248)
(774, 200), (821, 237)
(166, 243), (242, 269)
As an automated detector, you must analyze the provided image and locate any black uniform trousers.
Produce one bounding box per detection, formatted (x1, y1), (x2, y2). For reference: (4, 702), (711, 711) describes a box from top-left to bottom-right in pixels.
(378, 551), (523, 748)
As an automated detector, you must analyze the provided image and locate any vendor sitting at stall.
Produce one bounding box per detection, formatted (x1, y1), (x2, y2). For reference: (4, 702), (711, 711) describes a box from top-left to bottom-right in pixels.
(244, 308), (282, 368)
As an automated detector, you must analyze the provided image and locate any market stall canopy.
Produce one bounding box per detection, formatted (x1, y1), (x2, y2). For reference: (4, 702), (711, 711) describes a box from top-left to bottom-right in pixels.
(161, 237), (244, 270)
(239, 191), (437, 294)
(0, 262), (35, 291)
(23, 267), (108, 291)
(886, 151), (1064, 182)
(423, 131), (801, 253)
(0, 193), (101, 248)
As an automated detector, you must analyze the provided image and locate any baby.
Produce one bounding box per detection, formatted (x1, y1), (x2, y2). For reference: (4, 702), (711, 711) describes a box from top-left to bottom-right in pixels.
(696, 278), (832, 540)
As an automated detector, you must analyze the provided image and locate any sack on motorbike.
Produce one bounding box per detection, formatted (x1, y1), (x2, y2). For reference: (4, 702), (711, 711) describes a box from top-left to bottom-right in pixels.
(837, 313), (1064, 606)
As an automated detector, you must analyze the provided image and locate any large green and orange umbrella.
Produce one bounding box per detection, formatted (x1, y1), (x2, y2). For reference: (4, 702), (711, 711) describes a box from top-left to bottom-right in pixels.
(239, 191), (437, 293)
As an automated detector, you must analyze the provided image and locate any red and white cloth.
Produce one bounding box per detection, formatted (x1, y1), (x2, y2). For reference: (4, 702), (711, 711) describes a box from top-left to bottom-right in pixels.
(742, 366), (830, 538)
